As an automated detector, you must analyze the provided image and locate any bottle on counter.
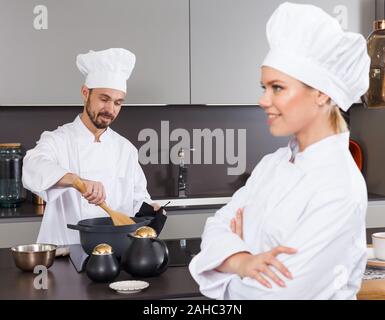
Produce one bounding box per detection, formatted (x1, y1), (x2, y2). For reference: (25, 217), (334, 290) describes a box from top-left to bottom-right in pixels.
(364, 20), (385, 108)
(0, 143), (26, 208)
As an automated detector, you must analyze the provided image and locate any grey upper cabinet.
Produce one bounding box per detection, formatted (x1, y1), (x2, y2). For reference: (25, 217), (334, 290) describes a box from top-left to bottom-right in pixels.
(190, 0), (375, 105)
(0, 0), (189, 105)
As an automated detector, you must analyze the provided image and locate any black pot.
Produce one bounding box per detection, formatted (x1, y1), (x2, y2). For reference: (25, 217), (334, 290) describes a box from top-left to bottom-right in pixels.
(67, 217), (152, 258)
(86, 253), (120, 283)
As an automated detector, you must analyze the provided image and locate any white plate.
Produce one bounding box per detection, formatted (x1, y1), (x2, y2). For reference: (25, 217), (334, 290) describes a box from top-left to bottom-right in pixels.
(109, 280), (149, 294)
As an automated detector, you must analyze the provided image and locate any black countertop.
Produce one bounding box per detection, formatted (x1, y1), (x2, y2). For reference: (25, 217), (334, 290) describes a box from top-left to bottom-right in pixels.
(0, 202), (221, 220)
(0, 202), (44, 219)
(368, 193), (385, 201)
(2, 228), (385, 300)
(0, 240), (203, 300)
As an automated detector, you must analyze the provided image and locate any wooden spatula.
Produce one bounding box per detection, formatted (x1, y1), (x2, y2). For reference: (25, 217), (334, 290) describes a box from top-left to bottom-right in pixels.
(73, 178), (135, 226)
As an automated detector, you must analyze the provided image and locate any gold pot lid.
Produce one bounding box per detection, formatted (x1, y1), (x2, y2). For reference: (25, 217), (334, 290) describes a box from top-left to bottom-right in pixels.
(92, 243), (113, 255)
(133, 226), (157, 238)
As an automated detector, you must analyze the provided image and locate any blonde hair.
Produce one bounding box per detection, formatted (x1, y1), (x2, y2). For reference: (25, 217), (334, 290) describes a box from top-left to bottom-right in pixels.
(303, 83), (348, 134)
(326, 99), (348, 134)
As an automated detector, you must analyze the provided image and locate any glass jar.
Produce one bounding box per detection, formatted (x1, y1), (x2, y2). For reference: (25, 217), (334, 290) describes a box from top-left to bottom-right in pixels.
(364, 20), (385, 108)
(0, 143), (25, 208)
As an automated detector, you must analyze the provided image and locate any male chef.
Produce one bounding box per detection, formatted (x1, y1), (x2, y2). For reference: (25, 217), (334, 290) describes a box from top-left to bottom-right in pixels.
(23, 48), (161, 245)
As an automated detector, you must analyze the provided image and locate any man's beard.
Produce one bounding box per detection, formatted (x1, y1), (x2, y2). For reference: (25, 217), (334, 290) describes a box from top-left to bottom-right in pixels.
(86, 99), (115, 129)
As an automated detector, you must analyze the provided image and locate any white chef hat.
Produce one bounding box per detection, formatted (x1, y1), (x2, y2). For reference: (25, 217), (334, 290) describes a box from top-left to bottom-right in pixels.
(76, 48), (136, 94)
(262, 2), (370, 111)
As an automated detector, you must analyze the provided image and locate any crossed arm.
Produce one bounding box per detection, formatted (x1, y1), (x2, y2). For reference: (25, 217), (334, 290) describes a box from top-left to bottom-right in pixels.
(216, 208), (297, 289)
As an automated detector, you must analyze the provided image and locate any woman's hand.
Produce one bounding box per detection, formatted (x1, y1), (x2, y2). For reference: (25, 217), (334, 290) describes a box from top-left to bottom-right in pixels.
(79, 179), (106, 205)
(230, 208), (244, 239)
(223, 208), (297, 288)
(228, 247), (297, 288)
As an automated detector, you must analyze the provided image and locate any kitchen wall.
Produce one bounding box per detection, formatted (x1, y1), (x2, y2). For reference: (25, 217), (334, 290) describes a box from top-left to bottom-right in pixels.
(1, 102), (384, 199)
(0, 105), (289, 198)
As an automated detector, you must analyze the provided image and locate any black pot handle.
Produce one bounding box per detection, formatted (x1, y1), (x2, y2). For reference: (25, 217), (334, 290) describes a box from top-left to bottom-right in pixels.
(152, 238), (169, 274)
(67, 224), (93, 232)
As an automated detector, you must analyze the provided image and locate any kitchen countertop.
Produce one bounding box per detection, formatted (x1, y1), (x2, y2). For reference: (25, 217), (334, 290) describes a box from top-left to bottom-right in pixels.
(357, 279), (385, 300)
(356, 239), (385, 300)
(0, 243), (203, 300)
(0, 202), (44, 219)
(0, 202), (220, 221)
(368, 193), (385, 201)
(1, 244), (384, 300)
(1, 201), (385, 300)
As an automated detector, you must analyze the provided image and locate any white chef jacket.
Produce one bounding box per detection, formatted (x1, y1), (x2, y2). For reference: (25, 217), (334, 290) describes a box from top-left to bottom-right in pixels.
(22, 115), (152, 245)
(189, 132), (368, 300)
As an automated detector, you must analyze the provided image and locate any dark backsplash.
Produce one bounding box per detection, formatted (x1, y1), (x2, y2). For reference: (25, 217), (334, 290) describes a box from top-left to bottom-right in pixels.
(0, 105), (289, 198)
(349, 104), (385, 197)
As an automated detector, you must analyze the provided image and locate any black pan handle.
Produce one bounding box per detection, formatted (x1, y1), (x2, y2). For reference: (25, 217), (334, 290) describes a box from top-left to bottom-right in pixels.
(160, 201), (171, 210)
(67, 224), (93, 232)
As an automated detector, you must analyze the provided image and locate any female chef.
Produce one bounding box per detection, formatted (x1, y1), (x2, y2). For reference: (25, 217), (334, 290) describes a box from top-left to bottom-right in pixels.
(189, 2), (370, 300)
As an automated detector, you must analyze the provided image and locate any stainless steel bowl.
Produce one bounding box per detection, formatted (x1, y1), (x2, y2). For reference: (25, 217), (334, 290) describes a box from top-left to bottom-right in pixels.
(11, 244), (57, 272)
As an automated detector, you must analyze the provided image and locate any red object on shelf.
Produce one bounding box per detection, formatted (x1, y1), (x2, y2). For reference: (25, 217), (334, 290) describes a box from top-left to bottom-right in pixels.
(349, 139), (363, 172)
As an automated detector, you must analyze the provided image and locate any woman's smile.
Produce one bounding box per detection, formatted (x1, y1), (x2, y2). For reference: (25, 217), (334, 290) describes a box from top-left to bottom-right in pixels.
(266, 112), (282, 125)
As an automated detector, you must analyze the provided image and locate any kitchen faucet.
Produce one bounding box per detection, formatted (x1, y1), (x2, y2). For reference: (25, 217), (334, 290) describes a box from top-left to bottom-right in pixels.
(177, 148), (194, 198)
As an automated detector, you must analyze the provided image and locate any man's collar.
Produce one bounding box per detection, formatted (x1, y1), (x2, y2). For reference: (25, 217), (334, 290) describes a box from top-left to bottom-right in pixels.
(73, 114), (112, 142)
